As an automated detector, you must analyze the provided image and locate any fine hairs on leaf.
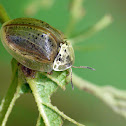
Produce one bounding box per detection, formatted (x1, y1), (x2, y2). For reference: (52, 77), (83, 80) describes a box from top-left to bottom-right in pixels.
(1, 2), (126, 126)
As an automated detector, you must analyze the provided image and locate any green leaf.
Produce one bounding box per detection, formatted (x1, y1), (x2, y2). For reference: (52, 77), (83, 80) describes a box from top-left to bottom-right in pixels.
(43, 71), (68, 90)
(26, 72), (63, 126)
(26, 70), (84, 126)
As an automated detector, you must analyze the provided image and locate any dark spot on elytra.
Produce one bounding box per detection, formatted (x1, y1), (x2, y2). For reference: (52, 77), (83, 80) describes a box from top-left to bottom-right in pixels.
(38, 34), (40, 36)
(64, 49), (66, 52)
(41, 35), (43, 38)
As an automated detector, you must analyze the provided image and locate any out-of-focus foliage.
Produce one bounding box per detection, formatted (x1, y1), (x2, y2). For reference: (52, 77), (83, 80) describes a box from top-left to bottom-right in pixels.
(0, 0), (126, 126)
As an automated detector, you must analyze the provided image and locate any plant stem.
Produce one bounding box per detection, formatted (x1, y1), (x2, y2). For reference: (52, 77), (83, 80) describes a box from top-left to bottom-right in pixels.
(71, 73), (101, 97)
(70, 73), (126, 119)
(0, 4), (10, 24)
(42, 103), (85, 126)
(0, 61), (21, 126)
(65, 16), (76, 38)
(36, 114), (44, 126)
(69, 15), (113, 45)
(27, 78), (51, 126)
(24, 0), (55, 16)
(0, 6), (20, 126)
(65, 0), (84, 37)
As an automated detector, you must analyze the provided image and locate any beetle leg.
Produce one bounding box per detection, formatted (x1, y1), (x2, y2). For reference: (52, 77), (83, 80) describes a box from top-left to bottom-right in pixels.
(21, 64), (36, 78)
(47, 71), (53, 75)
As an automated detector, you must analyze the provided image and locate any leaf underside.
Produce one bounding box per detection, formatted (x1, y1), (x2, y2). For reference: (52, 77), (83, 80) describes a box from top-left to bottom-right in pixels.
(25, 68), (68, 126)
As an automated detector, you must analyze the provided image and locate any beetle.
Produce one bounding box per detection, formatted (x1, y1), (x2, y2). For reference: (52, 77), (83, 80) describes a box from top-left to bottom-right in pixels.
(0, 18), (94, 88)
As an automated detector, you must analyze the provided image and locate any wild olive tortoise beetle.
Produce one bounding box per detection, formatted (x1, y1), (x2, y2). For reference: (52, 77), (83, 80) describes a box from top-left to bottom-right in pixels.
(1, 18), (94, 88)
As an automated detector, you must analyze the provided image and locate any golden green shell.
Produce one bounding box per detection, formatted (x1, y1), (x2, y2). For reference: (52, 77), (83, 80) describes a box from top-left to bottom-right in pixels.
(1, 18), (75, 72)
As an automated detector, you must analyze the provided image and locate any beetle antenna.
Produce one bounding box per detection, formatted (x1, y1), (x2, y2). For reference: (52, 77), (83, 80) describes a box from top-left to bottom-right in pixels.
(72, 66), (95, 71)
(70, 67), (74, 90)
(69, 66), (95, 90)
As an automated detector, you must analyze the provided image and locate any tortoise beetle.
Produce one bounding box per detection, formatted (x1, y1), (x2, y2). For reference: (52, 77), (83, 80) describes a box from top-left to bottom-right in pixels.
(1, 18), (94, 88)
(1, 18), (74, 72)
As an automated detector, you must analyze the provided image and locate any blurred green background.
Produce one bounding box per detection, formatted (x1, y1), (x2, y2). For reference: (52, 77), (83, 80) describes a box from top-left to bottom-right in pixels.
(0, 0), (126, 126)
